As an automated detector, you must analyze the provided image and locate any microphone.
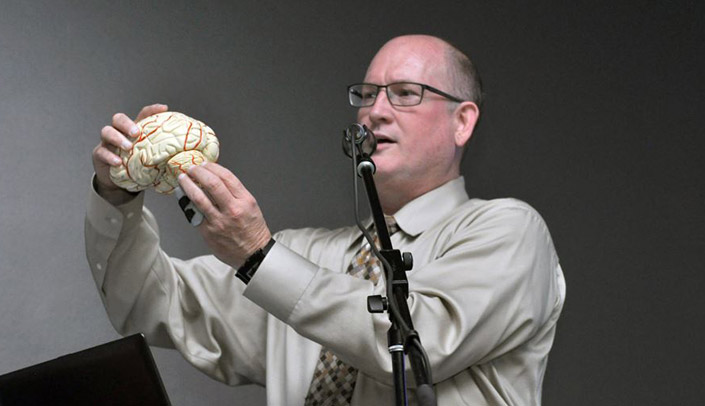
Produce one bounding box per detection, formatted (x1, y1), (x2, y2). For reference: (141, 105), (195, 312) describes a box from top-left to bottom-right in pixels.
(342, 123), (377, 159)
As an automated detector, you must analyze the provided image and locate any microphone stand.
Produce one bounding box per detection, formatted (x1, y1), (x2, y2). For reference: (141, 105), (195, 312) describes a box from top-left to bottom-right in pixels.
(348, 133), (436, 406)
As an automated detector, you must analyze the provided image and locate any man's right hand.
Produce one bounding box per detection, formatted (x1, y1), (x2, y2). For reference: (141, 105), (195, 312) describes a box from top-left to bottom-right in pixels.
(92, 103), (168, 205)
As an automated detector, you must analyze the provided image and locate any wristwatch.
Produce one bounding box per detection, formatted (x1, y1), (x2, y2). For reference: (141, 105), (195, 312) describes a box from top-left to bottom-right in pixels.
(235, 238), (276, 284)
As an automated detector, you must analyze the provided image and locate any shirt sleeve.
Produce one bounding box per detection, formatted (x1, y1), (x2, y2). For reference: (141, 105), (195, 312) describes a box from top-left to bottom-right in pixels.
(244, 200), (564, 385)
(84, 176), (268, 386)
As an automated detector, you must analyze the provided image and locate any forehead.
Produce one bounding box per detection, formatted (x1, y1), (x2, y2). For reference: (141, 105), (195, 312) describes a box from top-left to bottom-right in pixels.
(364, 39), (448, 86)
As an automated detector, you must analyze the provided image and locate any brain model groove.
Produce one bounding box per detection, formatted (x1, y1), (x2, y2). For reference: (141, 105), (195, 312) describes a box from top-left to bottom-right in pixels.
(110, 112), (219, 194)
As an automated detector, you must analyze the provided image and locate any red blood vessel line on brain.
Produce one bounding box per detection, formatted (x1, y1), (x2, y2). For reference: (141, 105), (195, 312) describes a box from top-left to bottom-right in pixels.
(110, 112), (219, 194)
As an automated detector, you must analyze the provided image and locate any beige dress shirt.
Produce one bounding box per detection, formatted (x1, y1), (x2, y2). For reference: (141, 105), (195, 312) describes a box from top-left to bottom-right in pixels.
(85, 176), (565, 405)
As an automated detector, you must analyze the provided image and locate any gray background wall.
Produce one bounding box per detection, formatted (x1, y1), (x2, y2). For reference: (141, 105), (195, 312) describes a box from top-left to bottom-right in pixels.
(0, 1), (702, 405)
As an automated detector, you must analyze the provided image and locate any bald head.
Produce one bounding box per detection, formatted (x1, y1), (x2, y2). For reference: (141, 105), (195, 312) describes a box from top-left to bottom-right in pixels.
(371, 35), (483, 107)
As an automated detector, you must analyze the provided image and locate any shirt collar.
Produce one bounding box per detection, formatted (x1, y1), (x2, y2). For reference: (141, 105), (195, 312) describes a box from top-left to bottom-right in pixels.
(364, 177), (469, 237)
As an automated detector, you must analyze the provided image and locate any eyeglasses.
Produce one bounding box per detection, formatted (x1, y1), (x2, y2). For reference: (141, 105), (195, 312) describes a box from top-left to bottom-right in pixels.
(347, 82), (466, 107)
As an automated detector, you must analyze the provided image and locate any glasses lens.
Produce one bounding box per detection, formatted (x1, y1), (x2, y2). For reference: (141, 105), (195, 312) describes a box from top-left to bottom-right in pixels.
(388, 83), (423, 106)
(349, 84), (378, 107)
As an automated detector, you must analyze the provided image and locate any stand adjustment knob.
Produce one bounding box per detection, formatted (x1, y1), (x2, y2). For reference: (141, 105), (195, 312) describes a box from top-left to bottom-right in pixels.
(402, 252), (413, 271)
(367, 295), (388, 313)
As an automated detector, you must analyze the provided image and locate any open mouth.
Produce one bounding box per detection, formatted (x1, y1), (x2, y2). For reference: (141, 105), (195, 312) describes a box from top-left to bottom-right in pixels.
(375, 138), (394, 151)
(375, 133), (394, 144)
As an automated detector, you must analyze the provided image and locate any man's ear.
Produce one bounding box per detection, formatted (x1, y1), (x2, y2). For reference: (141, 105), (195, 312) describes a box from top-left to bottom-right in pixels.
(453, 101), (480, 148)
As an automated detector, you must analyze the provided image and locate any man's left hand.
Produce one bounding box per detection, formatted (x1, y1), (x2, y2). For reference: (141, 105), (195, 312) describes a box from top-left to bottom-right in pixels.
(178, 162), (272, 268)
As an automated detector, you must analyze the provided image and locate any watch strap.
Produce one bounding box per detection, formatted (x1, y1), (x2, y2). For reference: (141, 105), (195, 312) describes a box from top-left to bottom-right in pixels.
(235, 238), (276, 284)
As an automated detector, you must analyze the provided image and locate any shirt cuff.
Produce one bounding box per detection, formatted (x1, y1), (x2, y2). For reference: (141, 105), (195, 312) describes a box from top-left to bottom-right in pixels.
(243, 242), (319, 323)
(87, 174), (145, 238)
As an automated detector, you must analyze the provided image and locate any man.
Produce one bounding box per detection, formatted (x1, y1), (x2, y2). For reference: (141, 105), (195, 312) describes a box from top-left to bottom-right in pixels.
(86, 35), (565, 405)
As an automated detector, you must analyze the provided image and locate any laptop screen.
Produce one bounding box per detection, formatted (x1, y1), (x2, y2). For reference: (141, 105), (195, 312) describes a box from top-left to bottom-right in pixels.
(0, 334), (171, 405)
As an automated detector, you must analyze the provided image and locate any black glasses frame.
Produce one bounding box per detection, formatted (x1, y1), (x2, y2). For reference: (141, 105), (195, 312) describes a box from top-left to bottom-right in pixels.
(347, 81), (466, 107)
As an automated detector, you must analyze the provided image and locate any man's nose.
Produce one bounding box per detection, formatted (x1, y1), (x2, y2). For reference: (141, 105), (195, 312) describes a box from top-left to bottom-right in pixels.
(366, 89), (393, 122)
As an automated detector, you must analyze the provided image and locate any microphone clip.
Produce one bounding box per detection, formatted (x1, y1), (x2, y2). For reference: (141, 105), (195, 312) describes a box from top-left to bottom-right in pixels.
(342, 123), (377, 161)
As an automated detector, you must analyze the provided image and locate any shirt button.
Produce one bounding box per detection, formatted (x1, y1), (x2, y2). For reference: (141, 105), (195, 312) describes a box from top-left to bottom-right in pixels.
(126, 212), (134, 219)
(96, 263), (103, 271)
(109, 218), (119, 225)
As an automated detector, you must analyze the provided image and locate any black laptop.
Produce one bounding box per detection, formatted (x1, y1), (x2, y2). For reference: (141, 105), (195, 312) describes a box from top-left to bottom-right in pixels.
(0, 333), (171, 405)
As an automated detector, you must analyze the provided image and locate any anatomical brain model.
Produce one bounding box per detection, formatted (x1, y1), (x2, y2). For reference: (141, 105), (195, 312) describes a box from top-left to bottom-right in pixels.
(110, 112), (219, 194)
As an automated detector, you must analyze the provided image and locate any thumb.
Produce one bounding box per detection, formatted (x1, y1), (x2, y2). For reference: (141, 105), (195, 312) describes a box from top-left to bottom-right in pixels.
(135, 103), (169, 122)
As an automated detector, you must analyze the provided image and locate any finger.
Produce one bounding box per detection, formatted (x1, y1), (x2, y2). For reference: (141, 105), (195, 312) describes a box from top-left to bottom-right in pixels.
(187, 164), (235, 210)
(200, 163), (248, 198)
(93, 143), (123, 166)
(177, 172), (220, 221)
(101, 125), (134, 151)
(135, 103), (169, 122)
(111, 113), (141, 139)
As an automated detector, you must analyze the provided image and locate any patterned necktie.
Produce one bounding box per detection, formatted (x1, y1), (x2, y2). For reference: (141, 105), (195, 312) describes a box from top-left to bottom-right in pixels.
(303, 217), (399, 405)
